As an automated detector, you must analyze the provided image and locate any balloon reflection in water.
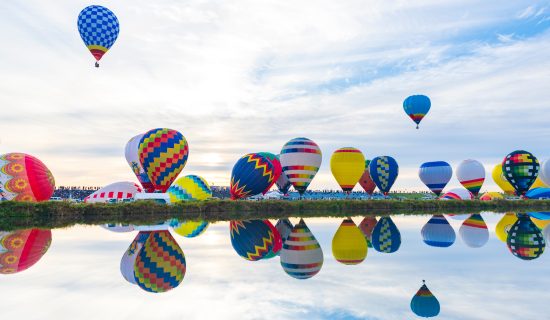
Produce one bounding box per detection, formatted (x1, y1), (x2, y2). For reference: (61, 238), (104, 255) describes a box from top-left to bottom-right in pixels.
(544, 225), (550, 243)
(173, 220), (209, 238)
(371, 217), (401, 253)
(121, 231), (151, 284)
(411, 281), (440, 318)
(479, 192), (503, 201)
(421, 215), (456, 248)
(459, 214), (489, 248)
(280, 219), (323, 279)
(0, 229), (51, 274)
(507, 214), (545, 260)
(495, 213), (518, 243)
(101, 223), (134, 233)
(332, 218), (367, 265)
(359, 216), (377, 248)
(275, 218), (293, 243)
(263, 220), (282, 259)
(229, 220), (277, 261)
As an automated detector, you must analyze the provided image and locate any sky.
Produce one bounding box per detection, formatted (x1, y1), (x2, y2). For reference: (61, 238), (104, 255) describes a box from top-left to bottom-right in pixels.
(1, 1), (550, 191)
(0, 215), (549, 319)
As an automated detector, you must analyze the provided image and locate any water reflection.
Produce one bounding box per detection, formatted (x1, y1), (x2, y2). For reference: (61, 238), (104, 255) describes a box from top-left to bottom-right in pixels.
(411, 280), (440, 318)
(372, 216), (401, 253)
(421, 215), (456, 248)
(459, 214), (489, 248)
(280, 219), (323, 280)
(332, 218), (367, 265)
(0, 228), (51, 274)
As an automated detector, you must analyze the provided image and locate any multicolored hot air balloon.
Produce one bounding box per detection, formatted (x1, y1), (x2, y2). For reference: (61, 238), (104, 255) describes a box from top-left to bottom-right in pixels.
(330, 148), (365, 193)
(359, 160), (376, 195)
(280, 138), (322, 196)
(371, 217), (401, 253)
(359, 216), (377, 248)
(459, 214), (489, 248)
(495, 213), (518, 243)
(539, 160), (550, 186)
(138, 128), (189, 193)
(456, 159), (485, 197)
(507, 214), (545, 260)
(0, 229), (52, 274)
(411, 281), (440, 318)
(167, 175), (212, 202)
(419, 161), (452, 196)
(421, 215), (456, 248)
(125, 134), (155, 192)
(229, 220), (276, 261)
(258, 152), (282, 194)
(0, 153), (55, 202)
(525, 188), (550, 200)
(173, 220), (209, 238)
(263, 220), (283, 259)
(84, 181), (143, 203)
(280, 219), (323, 279)
(134, 230), (186, 293)
(369, 156), (398, 196)
(439, 187), (473, 200)
(120, 231), (150, 284)
(502, 150), (539, 196)
(479, 192), (504, 201)
(332, 218), (367, 265)
(492, 164), (515, 195)
(77, 5), (120, 67)
(529, 212), (550, 230)
(230, 153), (275, 200)
(403, 95), (431, 129)
(530, 177), (548, 189)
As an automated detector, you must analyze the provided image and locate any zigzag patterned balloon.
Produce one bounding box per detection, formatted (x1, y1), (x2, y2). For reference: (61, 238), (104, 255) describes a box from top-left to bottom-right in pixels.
(229, 220), (276, 261)
(369, 156), (399, 195)
(167, 175), (211, 202)
(77, 5), (119, 67)
(230, 153), (275, 200)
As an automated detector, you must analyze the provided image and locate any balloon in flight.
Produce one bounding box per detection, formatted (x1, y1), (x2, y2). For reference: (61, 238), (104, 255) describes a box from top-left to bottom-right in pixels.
(279, 137), (322, 196)
(330, 148), (365, 193)
(421, 215), (456, 248)
(419, 161), (452, 196)
(371, 217), (401, 253)
(230, 153), (275, 200)
(77, 5), (119, 67)
(492, 164), (515, 195)
(502, 150), (540, 196)
(358, 160), (376, 195)
(507, 214), (545, 260)
(280, 219), (323, 279)
(410, 281), (440, 318)
(369, 156), (399, 195)
(84, 181), (143, 203)
(332, 218), (367, 265)
(403, 95), (431, 129)
(459, 214), (489, 248)
(456, 159), (485, 196)
(0, 153), (55, 202)
(0, 229), (51, 274)
(167, 175), (212, 202)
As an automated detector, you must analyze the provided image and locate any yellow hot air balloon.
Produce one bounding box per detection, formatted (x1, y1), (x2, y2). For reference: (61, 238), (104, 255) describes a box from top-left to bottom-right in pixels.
(531, 217), (550, 230)
(495, 213), (518, 243)
(492, 164), (515, 195)
(530, 177), (548, 190)
(330, 147), (365, 193)
(331, 218), (367, 265)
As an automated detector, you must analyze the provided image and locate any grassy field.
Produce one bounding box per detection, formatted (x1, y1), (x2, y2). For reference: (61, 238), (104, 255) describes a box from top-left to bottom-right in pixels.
(1, 199), (549, 230)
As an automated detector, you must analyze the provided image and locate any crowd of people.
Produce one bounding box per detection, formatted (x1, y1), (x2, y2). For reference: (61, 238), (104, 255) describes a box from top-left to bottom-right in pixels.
(52, 186), (100, 200)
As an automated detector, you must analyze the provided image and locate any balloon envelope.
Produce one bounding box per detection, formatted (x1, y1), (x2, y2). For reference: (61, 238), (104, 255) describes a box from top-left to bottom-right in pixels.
(359, 160), (376, 195)
(507, 214), (545, 260)
(229, 220), (276, 261)
(84, 181), (143, 203)
(101, 223), (135, 233)
(120, 231), (150, 284)
(411, 282), (440, 318)
(492, 164), (515, 195)
(230, 153), (275, 200)
(456, 159), (485, 196)
(403, 95), (431, 129)
(330, 148), (365, 192)
(0, 153), (55, 202)
(369, 156), (399, 195)
(459, 214), (489, 248)
(479, 192), (504, 201)
(544, 225), (550, 243)
(502, 150), (540, 196)
(275, 218), (293, 243)
(358, 216), (378, 248)
(371, 217), (401, 253)
(539, 160), (550, 186)
(439, 187), (473, 200)
(421, 215), (456, 248)
(125, 134), (155, 192)
(419, 161), (452, 196)
(0, 229), (51, 274)
(280, 138), (322, 195)
(280, 219), (323, 279)
(167, 175), (212, 202)
(77, 5), (119, 64)
(495, 213), (518, 243)
(525, 188), (550, 200)
(257, 152), (282, 194)
(173, 220), (209, 238)
(530, 177), (548, 189)
(332, 218), (367, 265)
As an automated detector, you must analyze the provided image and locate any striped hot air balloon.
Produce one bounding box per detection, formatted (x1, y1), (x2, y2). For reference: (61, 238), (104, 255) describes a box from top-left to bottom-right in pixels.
(258, 152), (282, 194)
(421, 215), (456, 248)
(0, 153), (55, 202)
(172, 220), (209, 238)
(230, 153), (275, 200)
(167, 175), (212, 202)
(439, 187), (473, 200)
(0, 229), (52, 274)
(411, 281), (440, 318)
(369, 156), (399, 196)
(456, 159), (485, 197)
(403, 95), (431, 129)
(459, 214), (489, 248)
(419, 161), (452, 196)
(280, 219), (323, 279)
(502, 150), (539, 196)
(359, 160), (376, 195)
(229, 220), (276, 261)
(84, 181), (143, 203)
(330, 148), (365, 193)
(280, 138), (322, 196)
(507, 214), (545, 260)
(371, 217), (401, 253)
(77, 5), (120, 67)
(332, 218), (367, 265)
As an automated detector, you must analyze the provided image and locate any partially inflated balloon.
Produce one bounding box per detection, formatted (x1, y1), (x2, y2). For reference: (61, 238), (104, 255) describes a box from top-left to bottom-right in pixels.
(492, 164), (515, 195)
(258, 152), (282, 194)
(330, 148), (365, 193)
(459, 214), (489, 248)
(372, 217), (401, 253)
(280, 219), (323, 279)
(495, 213), (518, 243)
(421, 215), (456, 248)
(138, 128), (189, 193)
(502, 150), (539, 196)
(525, 188), (550, 200)
(230, 153), (275, 200)
(77, 5), (119, 67)
(359, 216), (377, 248)
(419, 161), (452, 196)
(479, 192), (503, 201)
(332, 218), (367, 265)
(439, 188), (473, 200)
(120, 231), (150, 284)
(280, 138), (322, 195)
(411, 281), (440, 318)
(539, 160), (550, 186)
(134, 230), (186, 293)
(84, 181), (143, 203)
(456, 159), (485, 196)
(167, 175), (212, 202)
(125, 134), (155, 192)
(369, 156), (399, 195)
(507, 214), (545, 260)
(0, 229), (51, 274)
(359, 160), (376, 195)
(229, 220), (276, 261)
(0, 153), (55, 202)
(173, 220), (209, 238)
(403, 95), (431, 129)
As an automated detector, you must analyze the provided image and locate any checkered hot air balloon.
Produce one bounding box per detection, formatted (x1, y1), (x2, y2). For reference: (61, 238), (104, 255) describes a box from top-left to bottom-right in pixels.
(230, 153), (275, 200)
(280, 138), (322, 196)
(280, 219), (323, 279)
(77, 5), (119, 67)
(0, 153), (55, 202)
(138, 128), (189, 193)
(507, 214), (545, 260)
(369, 156), (399, 196)
(229, 220), (277, 261)
(403, 95), (431, 129)
(371, 217), (401, 253)
(502, 150), (539, 196)
(419, 161), (452, 196)
(411, 281), (440, 318)
(167, 175), (212, 202)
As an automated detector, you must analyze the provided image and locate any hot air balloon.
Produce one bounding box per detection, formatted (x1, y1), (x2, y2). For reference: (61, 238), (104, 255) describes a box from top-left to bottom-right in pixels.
(369, 156), (398, 196)
(332, 218), (367, 265)
(77, 5), (120, 67)
(134, 230), (186, 293)
(495, 213), (518, 243)
(330, 148), (365, 193)
(525, 188), (550, 200)
(371, 217), (401, 253)
(530, 217), (550, 230)
(120, 231), (150, 284)
(359, 160), (376, 195)
(544, 225), (550, 243)
(439, 187), (473, 200)
(84, 181), (143, 203)
(0, 229), (51, 274)
(459, 214), (489, 248)
(230, 153), (275, 200)
(359, 216), (377, 248)
(263, 220), (283, 259)
(275, 167), (292, 195)
(492, 164), (515, 195)
(101, 223), (135, 233)
(507, 214), (545, 260)
(421, 215), (456, 248)
(279, 137), (322, 196)
(280, 219), (323, 279)
(0, 153), (55, 202)
(275, 218), (293, 243)
(125, 134), (155, 192)
(527, 212), (550, 230)
(530, 177), (548, 189)
(479, 192), (504, 201)
(456, 159), (485, 197)
(257, 152), (282, 194)
(502, 150), (539, 196)
(419, 161), (452, 196)
(538, 160), (550, 186)
(229, 220), (276, 261)
(138, 128), (189, 193)
(403, 95), (431, 129)
(173, 220), (209, 238)
(167, 175), (212, 202)
(411, 281), (440, 318)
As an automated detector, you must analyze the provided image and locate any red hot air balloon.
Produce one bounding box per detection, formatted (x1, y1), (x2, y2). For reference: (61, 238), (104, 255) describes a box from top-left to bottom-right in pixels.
(0, 153), (55, 202)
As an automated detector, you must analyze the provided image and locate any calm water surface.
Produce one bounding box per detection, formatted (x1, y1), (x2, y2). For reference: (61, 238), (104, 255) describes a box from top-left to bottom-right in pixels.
(0, 212), (548, 320)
